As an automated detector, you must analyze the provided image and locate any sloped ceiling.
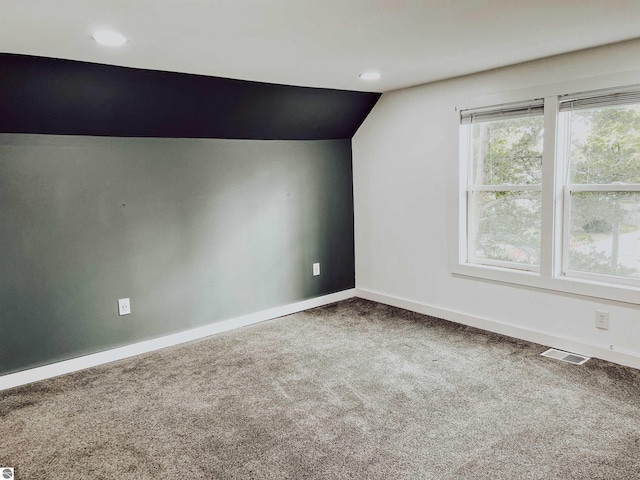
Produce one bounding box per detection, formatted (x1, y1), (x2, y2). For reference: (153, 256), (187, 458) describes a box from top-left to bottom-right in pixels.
(2, 1), (640, 93)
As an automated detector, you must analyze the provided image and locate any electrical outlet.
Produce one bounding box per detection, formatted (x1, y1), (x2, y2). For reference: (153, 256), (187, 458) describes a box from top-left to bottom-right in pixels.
(595, 310), (609, 330)
(313, 262), (320, 276)
(118, 298), (131, 316)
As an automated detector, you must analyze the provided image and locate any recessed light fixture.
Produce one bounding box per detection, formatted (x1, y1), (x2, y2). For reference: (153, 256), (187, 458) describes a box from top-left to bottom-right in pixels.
(359, 71), (381, 81)
(92, 30), (127, 47)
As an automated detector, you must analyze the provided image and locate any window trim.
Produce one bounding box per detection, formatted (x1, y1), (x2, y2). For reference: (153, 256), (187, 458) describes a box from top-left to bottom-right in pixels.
(558, 99), (640, 289)
(462, 103), (545, 273)
(453, 81), (640, 306)
(451, 261), (640, 304)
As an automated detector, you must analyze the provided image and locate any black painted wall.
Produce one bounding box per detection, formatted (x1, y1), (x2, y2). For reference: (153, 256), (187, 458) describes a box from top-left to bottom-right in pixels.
(0, 54), (380, 140)
(0, 55), (374, 375)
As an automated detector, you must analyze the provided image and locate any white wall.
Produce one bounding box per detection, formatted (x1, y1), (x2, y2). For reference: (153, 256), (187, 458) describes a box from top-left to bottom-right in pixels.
(353, 39), (640, 368)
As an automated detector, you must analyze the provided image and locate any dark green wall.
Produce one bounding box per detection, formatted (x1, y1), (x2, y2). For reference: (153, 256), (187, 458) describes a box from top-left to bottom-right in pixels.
(0, 134), (355, 375)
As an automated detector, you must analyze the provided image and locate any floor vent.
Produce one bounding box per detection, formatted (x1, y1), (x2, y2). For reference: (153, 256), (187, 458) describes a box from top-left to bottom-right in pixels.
(541, 348), (590, 365)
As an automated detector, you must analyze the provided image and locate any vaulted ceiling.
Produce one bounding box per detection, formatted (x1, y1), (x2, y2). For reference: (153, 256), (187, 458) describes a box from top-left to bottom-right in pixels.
(2, 1), (640, 92)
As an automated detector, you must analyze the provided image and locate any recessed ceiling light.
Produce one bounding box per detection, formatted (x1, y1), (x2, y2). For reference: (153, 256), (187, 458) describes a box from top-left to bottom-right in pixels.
(92, 30), (127, 47)
(359, 71), (381, 81)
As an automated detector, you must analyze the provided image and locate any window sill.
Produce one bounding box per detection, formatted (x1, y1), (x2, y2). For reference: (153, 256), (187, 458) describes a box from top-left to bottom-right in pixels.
(452, 262), (640, 305)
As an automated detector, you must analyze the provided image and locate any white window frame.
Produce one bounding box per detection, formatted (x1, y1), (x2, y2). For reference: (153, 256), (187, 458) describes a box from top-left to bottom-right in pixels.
(462, 102), (544, 272)
(557, 93), (640, 288)
(452, 75), (640, 306)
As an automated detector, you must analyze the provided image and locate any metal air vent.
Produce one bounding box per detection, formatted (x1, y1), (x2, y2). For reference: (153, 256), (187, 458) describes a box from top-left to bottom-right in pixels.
(541, 348), (590, 365)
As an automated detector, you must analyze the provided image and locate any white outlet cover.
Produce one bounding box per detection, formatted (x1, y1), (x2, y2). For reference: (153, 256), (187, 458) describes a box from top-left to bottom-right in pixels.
(595, 310), (609, 330)
(118, 298), (131, 316)
(313, 263), (320, 276)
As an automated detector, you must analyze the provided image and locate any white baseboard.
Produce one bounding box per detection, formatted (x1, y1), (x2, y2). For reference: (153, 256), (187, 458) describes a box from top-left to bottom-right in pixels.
(355, 288), (640, 370)
(6, 286), (636, 391)
(0, 289), (357, 391)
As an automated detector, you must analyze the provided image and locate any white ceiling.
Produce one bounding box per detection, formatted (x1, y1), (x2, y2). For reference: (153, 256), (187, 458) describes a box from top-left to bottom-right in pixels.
(2, 0), (640, 93)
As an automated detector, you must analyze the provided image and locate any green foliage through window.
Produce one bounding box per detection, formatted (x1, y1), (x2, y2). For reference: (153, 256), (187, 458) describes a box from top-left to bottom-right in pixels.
(463, 93), (640, 285)
(468, 116), (543, 266)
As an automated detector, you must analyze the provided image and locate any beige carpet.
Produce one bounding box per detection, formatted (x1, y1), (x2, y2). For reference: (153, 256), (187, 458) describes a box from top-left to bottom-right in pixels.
(1, 298), (640, 479)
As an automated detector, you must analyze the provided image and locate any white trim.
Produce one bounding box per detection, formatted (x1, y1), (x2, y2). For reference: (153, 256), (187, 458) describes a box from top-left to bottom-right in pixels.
(0, 289), (357, 391)
(451, 261), (640, 304)
(465, 256), (540, 273)
(568, 184), (640, 192)
(555, 101), (571, 278)
(468, 184), (541, 192)
(564, 269), (640, 288)
(561, 184), (572, 276)
(355, 288), (640, 370)
(540, 95), (559, 277)
(458, 123), (470, 264)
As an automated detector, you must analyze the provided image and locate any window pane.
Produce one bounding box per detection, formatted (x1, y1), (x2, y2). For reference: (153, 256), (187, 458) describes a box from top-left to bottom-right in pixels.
(565, 104), (640, 184)
(470, 116), (543, 186)
(568, 192), (640, 279)
(469, 190), (541, 266)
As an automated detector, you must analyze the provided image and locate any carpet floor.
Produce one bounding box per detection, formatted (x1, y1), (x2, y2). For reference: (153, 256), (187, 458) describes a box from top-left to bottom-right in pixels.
(1, 298), (640, 479)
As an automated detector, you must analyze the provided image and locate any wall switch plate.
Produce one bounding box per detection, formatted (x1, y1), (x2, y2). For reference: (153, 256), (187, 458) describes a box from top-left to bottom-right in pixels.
(118, 298), (131, 316)
(313, 262), (320, 276)
(595, 310), (609, 330)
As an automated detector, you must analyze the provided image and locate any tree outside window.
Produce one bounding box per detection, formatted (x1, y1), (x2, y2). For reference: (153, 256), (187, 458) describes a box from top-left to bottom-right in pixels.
(563, 103), (640, 280)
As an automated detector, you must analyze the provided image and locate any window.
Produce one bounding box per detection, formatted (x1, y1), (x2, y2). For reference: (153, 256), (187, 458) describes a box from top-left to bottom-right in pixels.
(560, 93), (640, 285)
(458, 87), (640, 300)
(462, 101), (544, 271)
